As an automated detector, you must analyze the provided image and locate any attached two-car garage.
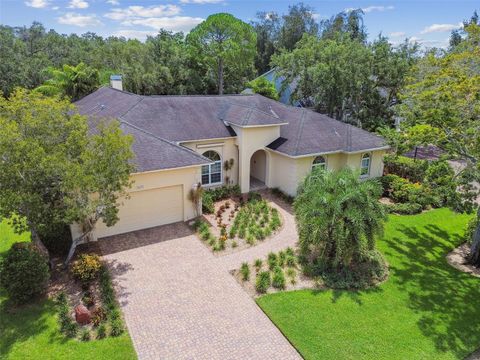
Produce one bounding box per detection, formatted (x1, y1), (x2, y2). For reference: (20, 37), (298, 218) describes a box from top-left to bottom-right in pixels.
(93, 185), (184, 239)
(70, 166), (201, 242)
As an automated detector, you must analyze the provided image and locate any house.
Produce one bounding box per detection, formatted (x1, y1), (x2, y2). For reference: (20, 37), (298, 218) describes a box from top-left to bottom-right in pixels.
(71, 76), (388, 240)
(243, 68), (304, 106)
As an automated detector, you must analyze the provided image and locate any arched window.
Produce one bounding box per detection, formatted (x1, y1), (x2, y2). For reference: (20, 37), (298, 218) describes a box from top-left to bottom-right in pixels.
(360, 153), (371, 176)
(201, 150), (222, 185)
(312, 156), (327, 171)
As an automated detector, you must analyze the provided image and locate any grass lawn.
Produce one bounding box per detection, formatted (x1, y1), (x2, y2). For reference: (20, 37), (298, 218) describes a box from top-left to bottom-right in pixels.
(257, 208), (480, 360)
(0, 219), (137, 360)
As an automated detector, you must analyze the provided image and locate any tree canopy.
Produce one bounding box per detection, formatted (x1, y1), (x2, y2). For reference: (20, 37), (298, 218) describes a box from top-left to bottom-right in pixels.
(0, 89), (134, 261)
(246, 77), (279, 100)
(187, 13), (257, 95)
(395, 23), (480, 264)
(272, 33), (418, 130)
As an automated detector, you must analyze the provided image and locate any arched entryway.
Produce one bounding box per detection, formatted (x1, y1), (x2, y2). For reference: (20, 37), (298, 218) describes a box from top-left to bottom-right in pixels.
(250, 150), (267, 190)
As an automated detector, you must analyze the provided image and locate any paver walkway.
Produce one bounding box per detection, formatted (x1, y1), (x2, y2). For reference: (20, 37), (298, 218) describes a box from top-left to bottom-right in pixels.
(100, 196), (301, 360)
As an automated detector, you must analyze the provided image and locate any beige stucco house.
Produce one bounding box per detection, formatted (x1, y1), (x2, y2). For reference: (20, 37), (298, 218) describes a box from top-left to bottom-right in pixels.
(71, 79), (388, 240)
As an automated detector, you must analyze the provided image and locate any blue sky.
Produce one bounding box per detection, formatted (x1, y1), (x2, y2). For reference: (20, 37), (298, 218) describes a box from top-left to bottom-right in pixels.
(0, 0), (478, 48)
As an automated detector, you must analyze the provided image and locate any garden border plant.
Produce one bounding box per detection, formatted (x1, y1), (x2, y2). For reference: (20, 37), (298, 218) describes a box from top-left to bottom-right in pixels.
(195, 190), (283, 252)
(53, 252), (125, 341)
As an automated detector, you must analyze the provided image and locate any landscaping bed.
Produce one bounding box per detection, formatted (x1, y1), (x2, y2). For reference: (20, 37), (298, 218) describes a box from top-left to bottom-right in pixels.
(195, 191), (283, 254)
(231, 248), (317, 297)
(380, 154), (457, 215)
(0, 219), (136, 359)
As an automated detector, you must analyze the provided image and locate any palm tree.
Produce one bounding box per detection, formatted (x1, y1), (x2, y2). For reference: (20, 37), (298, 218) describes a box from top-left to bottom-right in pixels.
(294, 167), (387, 276)
(35, 62), (99, 101)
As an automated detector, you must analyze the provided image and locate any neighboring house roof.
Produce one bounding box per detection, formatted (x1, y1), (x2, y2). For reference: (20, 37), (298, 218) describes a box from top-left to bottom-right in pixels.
(75, 86), (387, 172)
(403, 145), (444, 161)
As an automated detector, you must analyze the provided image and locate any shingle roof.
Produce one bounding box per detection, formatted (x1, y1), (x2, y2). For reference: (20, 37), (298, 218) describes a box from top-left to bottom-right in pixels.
(121, 122), (210, 172)
(75, 87), (387, 172)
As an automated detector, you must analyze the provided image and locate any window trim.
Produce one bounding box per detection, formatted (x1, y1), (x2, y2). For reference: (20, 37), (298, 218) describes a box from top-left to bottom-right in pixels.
(360, 153), (371, 178)
(201, 150), (223, 186)
(312, 155), (327, 171)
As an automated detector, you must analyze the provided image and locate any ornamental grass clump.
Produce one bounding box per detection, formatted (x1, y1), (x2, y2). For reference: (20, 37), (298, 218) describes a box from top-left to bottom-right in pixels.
(272, 266), (286, 289)
(294, 168), (388, 289)
(256, 271), (271, 294)
(240, 262), (250, 281)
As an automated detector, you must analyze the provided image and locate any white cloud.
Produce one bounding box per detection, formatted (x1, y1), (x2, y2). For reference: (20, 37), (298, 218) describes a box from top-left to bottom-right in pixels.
(389, 31), (406, 37)
(180, 0), (224, 3)
(68, 0), (89, 9)
(106, 0), (119, 4)
(104, 5), (181, 21)
(420, 22), (462, 34)
(52, 6), (59, 10)
(346, 5), (394, 13)
(25, 0), (49, 8)
(122, 16), (204, 32)
(113, 29), (157, 40)
(58, 12), (102, 27)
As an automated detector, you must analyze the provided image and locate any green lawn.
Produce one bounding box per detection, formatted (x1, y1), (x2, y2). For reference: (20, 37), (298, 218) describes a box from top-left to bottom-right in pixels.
(257, 208), (480, 360)
(0, 219), (137, 360)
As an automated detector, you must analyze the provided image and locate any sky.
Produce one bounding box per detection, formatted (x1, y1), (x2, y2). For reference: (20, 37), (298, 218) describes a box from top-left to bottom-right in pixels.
(0, 0), (478, 48)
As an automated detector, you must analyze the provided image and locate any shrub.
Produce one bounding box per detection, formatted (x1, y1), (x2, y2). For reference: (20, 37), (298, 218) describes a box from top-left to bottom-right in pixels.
(82, 291), (95, 307)
(267, 252), (277, 270)
(240, 262), (250, 281)
(285, 247), (295, 257)
(255, 271), (271, 293)
(99, 266), (117, 312)
(278, 251), (286, 267)
(384, 154), (428, 182)
(97, 323), (107, 339)
(424, 160), (456, 207)
(465, 216), (480, 244)
(272, 266), (286, 289)
(231, 241), (238, 248)
(64, 320), (78, 338)
(286, 268), (297, 284)
(110, 318), (124, 337)
(92, 306), (107, 326)
(247, 191), (262, 202)
(386, 202), (423, 215)
(0, 242), (49, 304)
(71, 253), (102, 283)
(81, 329), (91, 341)
(254, 259), (263, 271)
(204, 185), (241, 205)
(285, 255), (296, 267)
(202, 192), (214, 214)
(270, 187), (294, 204)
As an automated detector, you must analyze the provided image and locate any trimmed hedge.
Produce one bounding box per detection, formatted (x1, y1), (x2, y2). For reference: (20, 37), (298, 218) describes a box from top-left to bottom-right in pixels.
(202, 185), (241, 214)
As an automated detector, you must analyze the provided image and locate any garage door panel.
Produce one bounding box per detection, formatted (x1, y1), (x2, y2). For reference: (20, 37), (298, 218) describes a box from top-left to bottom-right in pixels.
(95, 185), (183, 238)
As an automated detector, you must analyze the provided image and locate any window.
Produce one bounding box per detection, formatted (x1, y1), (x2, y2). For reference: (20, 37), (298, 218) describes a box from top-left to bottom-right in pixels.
(201, 150), (222, 185)
(312, 156), (327, 171)
(360, 153), (371, 176)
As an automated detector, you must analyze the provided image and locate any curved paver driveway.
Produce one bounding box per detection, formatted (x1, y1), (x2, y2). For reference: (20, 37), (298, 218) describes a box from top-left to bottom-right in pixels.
(100, 197), (301, 360)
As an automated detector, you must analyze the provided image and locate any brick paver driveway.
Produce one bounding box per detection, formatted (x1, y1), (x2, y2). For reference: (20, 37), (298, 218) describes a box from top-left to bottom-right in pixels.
(100, 197), (301, 360)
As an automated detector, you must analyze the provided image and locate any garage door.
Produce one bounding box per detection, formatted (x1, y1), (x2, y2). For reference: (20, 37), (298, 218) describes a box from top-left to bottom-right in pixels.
(95, 185), (184, 239)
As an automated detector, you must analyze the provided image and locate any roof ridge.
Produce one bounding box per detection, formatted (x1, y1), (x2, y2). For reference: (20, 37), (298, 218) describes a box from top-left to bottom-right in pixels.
(102, 85), (143, 98)
(120, 121), (211, 163)
(223, 100), (280, 120)
(147, 93), (255, 98)
(243, 108), (254, 126)
(293, 109), (307, 156)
